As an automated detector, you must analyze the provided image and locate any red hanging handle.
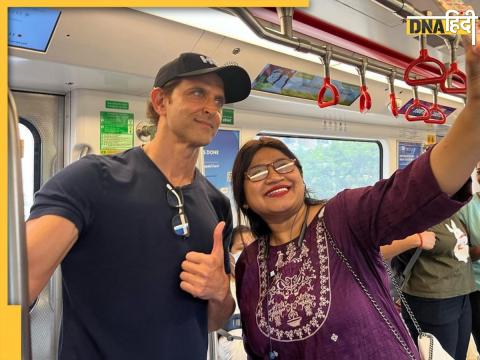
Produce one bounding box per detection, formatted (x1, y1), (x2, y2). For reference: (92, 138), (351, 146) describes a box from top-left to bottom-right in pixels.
(359, 85), (372, 113)
(389, 93), (399, 117)
(404, 49), (447, 86)
(317, 77), (340, 108)
(439, 62), (467, 94)
(424, 104), (447, 124)
(405, 99), (431, 121)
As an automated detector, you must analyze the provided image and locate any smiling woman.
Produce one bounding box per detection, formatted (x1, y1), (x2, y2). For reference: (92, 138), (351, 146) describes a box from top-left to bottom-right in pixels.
(231, 129), (476, 359)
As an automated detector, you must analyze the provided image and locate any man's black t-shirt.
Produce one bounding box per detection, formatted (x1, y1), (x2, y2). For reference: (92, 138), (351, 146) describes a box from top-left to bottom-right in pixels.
(29, 147), (232, 359)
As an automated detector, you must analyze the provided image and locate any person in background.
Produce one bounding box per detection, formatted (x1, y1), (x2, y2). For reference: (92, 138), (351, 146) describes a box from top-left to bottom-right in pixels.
(25, 52), (251, 359)
(381, 231), (436, 312)
(230, 225), (255, 264)
(381, 213), (475, 360)
(380, 231), (437, 261)
(218, 225), (255, 360)
(458, 163), (480, 350)
(229, 34), (480, 360)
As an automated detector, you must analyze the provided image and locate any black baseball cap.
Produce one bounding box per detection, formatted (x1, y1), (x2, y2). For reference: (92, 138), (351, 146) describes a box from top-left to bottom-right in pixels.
(154, 52), (251, 104)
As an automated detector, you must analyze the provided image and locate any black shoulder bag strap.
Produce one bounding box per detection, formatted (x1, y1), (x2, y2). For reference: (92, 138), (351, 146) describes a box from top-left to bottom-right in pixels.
(402, 247), (422, 282)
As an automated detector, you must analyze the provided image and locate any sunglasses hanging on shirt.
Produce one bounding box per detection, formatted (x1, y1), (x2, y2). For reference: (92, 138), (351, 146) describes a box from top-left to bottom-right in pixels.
(166, 183), (190, 237)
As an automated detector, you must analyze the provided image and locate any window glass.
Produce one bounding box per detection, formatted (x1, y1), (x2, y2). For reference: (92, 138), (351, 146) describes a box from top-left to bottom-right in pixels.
(262, 135), (382, 200)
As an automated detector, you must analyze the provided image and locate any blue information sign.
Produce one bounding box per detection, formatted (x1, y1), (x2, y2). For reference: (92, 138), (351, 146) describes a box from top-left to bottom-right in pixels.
(398, 142), (422, 169)
(204, 129), (240, 192)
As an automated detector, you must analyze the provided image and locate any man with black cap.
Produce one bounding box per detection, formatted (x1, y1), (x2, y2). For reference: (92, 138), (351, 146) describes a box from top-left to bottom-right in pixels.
(26, 52), (251, 359)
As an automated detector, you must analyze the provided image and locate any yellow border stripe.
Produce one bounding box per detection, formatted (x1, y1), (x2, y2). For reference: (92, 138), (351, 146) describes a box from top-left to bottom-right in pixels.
(8, 1), (309, 6)
(1, 2), (309, 359)
(2, 3), (22, 359)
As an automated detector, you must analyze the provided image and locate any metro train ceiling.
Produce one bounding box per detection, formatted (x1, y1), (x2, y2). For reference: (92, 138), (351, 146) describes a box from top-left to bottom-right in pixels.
(8, 2), (477, 127)
(409, 0), (479, 14)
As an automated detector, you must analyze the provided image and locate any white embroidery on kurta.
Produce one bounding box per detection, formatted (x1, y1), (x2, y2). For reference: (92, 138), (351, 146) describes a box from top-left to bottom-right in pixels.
(256, 220), (331, 341)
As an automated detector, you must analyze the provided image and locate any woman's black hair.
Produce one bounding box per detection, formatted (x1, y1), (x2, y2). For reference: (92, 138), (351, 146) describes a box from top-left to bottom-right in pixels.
(231, 136), (319, 240)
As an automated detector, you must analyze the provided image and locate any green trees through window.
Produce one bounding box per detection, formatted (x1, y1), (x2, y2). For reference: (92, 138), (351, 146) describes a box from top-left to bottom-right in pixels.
(264, 135), (382, 200)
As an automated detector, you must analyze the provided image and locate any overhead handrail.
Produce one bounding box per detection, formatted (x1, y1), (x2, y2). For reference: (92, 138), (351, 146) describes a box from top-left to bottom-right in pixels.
(357, 58), (372, 113)
(405, 85), (431, 122)
(425, 85), (447, 124)
(370, 0), (458, 43)
(440, 35), (467, 94)
(317, 46), (340, 108)
(387, 69), (399, 117)
(8, 89), (32, 359)
(404, 34), (447, 86)
(276, 7), (294, 38)
(227, 8), (466, 102)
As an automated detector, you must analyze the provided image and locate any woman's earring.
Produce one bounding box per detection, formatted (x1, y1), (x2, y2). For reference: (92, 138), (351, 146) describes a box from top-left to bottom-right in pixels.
(242, 204), (249, 209)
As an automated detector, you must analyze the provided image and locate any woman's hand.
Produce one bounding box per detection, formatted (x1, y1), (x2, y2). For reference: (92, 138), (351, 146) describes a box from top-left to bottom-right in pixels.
(418, 231), (436, 250)
(463, 29), (480, 105)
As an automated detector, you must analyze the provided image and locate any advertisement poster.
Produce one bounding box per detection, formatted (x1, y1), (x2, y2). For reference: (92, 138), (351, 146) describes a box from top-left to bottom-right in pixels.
(252, 64), (361, 106)
(203, 130), (240, 223)
(398, 141), (423, 169)
(203, 129), (240, 193)
(398, 99), (456, 120)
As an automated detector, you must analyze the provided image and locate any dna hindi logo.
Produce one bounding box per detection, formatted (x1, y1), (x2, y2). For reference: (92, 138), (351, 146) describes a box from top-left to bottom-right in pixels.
(406, 9), (478, 45)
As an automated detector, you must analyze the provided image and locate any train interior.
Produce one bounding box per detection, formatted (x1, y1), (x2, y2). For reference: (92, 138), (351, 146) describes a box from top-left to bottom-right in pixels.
(7, 1), (480, 359)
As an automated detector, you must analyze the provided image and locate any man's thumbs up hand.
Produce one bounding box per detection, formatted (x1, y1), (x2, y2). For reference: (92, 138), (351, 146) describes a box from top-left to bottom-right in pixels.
(180, 222), (229, 301)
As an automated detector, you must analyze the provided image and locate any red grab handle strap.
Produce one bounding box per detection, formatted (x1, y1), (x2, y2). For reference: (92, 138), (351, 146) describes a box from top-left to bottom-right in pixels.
(405, 99), (431, 121)
(317, 77), (340, 108)
(440, 62), (467, 94)
(404, 49), (447, 86)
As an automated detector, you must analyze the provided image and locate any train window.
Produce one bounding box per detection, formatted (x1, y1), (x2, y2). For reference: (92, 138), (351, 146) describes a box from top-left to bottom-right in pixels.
(19, 119), (41, 219)
(259, 134), (383, 200)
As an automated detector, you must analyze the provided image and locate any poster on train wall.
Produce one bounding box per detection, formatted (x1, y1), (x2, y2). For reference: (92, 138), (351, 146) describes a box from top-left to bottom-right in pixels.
(100, 111), (134, 155)
(398, 141), (422, 169)
(203, 129), (240, 207)
(398, 99), (456, 118)
(252, 64), (361, 106)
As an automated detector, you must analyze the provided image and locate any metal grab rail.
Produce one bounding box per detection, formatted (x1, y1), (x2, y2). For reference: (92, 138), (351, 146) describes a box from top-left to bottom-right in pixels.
(228, 8), (465, 101)
(8, 89), (32, 359)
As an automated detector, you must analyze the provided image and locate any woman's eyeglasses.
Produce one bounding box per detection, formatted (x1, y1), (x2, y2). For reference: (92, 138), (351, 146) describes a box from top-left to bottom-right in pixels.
(166, 184), (190, 237)
(245, 158), (296, 182)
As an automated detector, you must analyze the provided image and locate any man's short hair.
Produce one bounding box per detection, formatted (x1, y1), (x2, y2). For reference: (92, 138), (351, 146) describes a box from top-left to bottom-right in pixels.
(146, 79), (182, 125)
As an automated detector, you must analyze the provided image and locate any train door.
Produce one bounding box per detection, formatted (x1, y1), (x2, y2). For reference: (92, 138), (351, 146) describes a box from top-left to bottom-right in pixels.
(12, 91), (65, 360)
